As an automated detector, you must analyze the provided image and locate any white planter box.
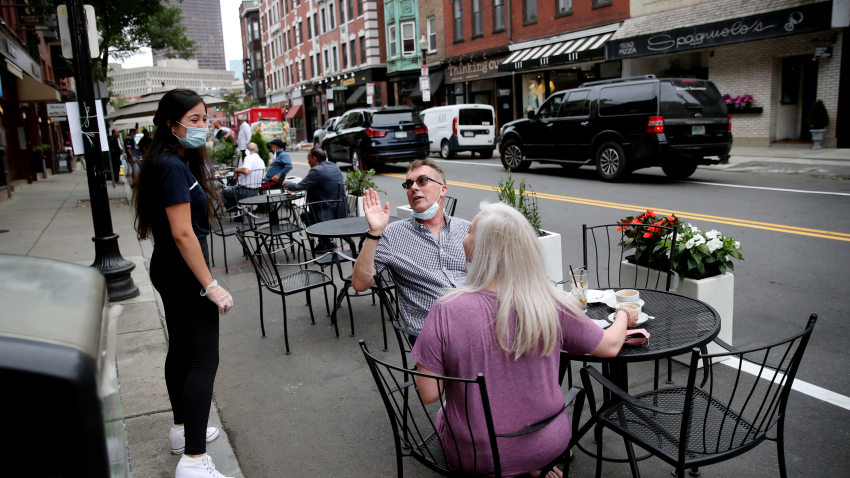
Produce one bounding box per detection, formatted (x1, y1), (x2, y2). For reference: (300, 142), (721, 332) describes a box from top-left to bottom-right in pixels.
(620, 261), (733, 366)
(396, 205), (413, 219)
(538, 230), (563, 290)
(347, 194), (365, 217)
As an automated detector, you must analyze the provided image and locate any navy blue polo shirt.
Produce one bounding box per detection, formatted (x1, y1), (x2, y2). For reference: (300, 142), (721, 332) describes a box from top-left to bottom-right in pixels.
(150, 153), (210, 247)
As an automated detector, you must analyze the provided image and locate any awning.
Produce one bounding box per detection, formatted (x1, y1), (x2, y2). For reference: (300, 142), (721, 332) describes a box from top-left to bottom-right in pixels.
(345, 85), (366, 105)
(499, 28), (615, 73)
(16, 74), (61, 103)
(410, 71), (444, 99)
(285, 104), (303, 119)
(105, 94), (230, 121)
(110, 116), (155, 131)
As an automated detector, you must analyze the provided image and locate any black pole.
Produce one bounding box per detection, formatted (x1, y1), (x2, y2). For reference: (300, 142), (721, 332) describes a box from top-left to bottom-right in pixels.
(66, 0), (138, 301)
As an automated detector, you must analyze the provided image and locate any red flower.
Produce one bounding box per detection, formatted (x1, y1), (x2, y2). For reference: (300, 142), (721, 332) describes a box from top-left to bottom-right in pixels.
(643, 232), (653, 238)
(653, 220), (664, 226)
(667, 216), (676, 222)
(646, 210), (656, 218)
(630, 218), (641, 225)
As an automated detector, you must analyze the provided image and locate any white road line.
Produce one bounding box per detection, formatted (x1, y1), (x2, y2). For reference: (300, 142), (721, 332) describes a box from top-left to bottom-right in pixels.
(684, 181), (850, 196)
(431, 159), (503, 167)
(721, 357), (850, 411)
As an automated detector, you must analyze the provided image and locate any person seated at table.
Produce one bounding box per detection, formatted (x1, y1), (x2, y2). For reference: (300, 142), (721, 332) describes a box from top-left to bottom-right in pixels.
(220, 142), (265, 212)
(281, 147), (346, 252)
(352, 158), (469, 334)
(265, 139), (292, 188)
(411, 202), (639, 478)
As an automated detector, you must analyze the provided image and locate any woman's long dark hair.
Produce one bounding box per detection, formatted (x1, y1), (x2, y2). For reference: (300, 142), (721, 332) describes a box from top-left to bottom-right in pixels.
(133, 88), (221, 240)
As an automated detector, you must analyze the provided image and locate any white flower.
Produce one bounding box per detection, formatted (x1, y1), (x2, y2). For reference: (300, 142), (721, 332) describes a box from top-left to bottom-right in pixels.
(693, 235), (706, 246)
(706, 229), (720, 239)
(734, 241), (741, 248)
(706, 238), (723, 253)
(685, 238), (696, 249)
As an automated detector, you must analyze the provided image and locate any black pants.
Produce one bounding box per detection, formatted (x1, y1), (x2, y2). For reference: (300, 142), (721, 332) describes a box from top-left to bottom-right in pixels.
(150, 238), (219, 455)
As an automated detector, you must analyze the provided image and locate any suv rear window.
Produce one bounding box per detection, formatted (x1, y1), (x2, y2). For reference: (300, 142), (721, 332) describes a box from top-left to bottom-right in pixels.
(459, 108), (493, 126)
(371, 110), (422, 126)
(598, 83), (656, 116)
(660, 80), (727, 117)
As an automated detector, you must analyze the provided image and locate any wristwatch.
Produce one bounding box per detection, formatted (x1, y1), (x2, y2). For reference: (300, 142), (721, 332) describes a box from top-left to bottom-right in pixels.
(364, 231), (382, 241)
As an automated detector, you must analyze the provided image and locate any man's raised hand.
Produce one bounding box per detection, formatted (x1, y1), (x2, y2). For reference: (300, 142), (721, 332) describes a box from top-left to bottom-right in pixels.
(363, 188), (390, 234)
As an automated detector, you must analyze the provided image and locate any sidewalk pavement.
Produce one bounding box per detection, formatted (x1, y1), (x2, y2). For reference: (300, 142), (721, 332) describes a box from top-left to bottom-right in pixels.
(0, 169), (244, 477)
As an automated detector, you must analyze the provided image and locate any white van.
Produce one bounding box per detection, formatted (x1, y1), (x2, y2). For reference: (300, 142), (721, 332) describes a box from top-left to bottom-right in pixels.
(421, 104), (497, 159)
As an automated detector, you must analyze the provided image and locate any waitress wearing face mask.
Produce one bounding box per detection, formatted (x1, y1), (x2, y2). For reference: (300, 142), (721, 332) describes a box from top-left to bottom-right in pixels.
(132, 89), (235, 478)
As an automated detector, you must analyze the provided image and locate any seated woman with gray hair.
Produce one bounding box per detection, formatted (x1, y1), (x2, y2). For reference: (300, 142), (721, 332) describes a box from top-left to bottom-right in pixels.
(411, 202), (638, 478)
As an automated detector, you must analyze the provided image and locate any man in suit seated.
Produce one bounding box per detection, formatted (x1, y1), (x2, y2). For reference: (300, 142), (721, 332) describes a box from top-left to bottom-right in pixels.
(282, 147), (347, 252)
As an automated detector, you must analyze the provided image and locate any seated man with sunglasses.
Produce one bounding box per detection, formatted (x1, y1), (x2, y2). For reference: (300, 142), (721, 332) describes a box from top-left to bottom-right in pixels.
(352, 158), (470, 335)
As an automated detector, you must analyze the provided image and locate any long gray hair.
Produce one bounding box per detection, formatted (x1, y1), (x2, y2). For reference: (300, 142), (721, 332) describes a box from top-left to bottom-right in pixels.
(448, 202), (584, 358)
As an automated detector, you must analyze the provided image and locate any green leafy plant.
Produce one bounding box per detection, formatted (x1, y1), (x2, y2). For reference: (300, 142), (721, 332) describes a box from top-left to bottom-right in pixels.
(617, 209), (682, 263)
(808, 100), (829, 129)
(344, 169), (385, 196)
(210, 142), (238, 166)
(249, 131), (270, 165)
(496, 170), (543, 236)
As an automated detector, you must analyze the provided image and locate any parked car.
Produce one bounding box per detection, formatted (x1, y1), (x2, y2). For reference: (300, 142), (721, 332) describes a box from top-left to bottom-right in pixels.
(421, 104), (497, 159)
(313, 116), (340, 147)
(498, 75), (733, 181)
(323, 107), (429, 170)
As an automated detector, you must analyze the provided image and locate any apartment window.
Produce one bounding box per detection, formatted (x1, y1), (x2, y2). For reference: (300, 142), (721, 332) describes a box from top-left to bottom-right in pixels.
(350, 39), (357, 65)
(339, 0), (346, 24)
(301, 59), (307, 80)
(453, 0), (463, 42)
(401, 22), (415, 56)
(324, 50), (329, 71)
(556, 0), (572, 16)
(298, 22), (303, 44)
(388, 25), (397, 57)
(493, 0), (505, 31)
(357, 0), (363, 16)
(592, 0), (612, 7)
(298, 62), (303, 82)
(288, 29), (292, 49)
(321, 7), (327, 33)
(360, 36), (366, 64)
(348, 0), (354, 21)
(427, 17), (437, 52)
(329, 3), (336, 30)
(524, 0), (537, 24)
(310, 54), (315, 77)
(332, 45), (339, 71)
(473, 0), (483, 37)
(314, 15), (320, 38)
(342, 43), (349, 69)
(307, 15), (313, 39)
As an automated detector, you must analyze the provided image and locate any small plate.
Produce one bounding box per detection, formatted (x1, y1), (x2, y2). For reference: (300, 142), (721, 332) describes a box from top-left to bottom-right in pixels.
(607, 312), (650, 326)
(587, 290), (605, 301)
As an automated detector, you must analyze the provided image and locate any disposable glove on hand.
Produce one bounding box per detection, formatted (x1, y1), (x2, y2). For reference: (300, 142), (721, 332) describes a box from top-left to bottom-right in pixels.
(201, 280), (234, 314)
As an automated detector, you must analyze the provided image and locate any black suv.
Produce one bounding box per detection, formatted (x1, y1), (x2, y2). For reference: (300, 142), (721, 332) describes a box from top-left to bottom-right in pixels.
(323, 106), (429, 170)
(498, 75), (732, 181)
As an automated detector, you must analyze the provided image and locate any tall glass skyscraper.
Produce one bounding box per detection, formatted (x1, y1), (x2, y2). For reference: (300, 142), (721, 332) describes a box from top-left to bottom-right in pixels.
(153, 0), (226, 70)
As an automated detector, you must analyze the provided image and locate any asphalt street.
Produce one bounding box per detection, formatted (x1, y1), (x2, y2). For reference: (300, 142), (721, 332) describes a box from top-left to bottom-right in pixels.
(210, 149), (850, 477)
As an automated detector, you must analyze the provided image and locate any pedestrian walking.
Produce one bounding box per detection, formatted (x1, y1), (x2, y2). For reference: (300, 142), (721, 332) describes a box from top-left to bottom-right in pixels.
(132, 88), (235, 478)
(108, 130), (124, 184)
(236, 116), (251, 162)
(124, 128), (141, 183)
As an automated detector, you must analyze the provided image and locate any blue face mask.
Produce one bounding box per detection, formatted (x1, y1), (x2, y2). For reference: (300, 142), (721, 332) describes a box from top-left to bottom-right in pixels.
(173, 121), (208, 149)
(411, 199), (441, 220)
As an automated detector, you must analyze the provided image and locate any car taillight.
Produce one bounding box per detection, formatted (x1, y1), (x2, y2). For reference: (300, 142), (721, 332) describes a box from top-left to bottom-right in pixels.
(647, 116), (664, 134)
(365, 128), (387, 137)
(728, 115), (732, 132)
(452, 117), (458, 135)
(414, 125), (428, 135)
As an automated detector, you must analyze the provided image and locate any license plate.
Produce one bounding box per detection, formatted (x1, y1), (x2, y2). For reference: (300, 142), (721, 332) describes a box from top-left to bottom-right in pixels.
(395, 131), (407, 138)
(692, 125), (705, 135)
(462, 131), (474, 137)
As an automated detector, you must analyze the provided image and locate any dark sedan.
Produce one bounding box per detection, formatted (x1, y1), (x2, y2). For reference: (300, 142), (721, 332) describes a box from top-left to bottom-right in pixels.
(322, 107), (429, 170)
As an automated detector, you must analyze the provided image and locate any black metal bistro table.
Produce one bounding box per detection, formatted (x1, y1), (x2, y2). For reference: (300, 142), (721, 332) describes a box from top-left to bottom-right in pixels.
(238, 191), (305, 231)
(305, 216), (402, 254)
(566, 288), (720, 466)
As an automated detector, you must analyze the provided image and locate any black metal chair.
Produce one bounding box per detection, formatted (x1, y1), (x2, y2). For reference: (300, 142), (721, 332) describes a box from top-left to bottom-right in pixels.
(579, 314), (817, 478)
(361, 339), (585, 478)
(443, 196), (458, 216)
(209, 202), (249, 274)
(226, 168), (267, 218)
(235, 229), (338, 355)
(566, 223), (680, 389)
(373, 269), (414, 365)
(253, 194), (305, 263)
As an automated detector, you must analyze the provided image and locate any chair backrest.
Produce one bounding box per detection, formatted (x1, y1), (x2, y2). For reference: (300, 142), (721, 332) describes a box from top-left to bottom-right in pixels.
(678, 314), (817, 460)
(210, 202), (225, 234)
(235, 230), (282, 289)
(443, 196), (457, 217)
(295, 199), (349, 228)
(582, 223), (679, 291)
(238, 168), (267, 191)
(374, 270), (416, 369)
(360, 340), (505, 477)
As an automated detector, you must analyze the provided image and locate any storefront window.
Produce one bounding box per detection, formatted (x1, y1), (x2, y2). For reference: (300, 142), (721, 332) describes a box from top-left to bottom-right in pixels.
(550, 69), (582, 93)
(521, 73), (546, 112)
(470, 79), (493, 106)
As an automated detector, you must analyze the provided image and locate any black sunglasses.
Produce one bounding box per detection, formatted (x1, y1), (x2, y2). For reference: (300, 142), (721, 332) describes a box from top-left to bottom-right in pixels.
(402, 175), (444, 190)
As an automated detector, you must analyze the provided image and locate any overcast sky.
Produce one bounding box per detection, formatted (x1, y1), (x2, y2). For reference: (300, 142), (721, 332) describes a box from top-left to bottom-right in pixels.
(109, 0), (244, 71)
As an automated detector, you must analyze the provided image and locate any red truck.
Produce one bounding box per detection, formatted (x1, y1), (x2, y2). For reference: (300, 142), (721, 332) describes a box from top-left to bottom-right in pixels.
(234, 107), (283, 123)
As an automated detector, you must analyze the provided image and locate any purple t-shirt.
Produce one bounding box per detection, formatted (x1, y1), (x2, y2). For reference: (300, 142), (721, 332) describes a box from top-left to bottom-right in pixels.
(411, 290), (604, 477)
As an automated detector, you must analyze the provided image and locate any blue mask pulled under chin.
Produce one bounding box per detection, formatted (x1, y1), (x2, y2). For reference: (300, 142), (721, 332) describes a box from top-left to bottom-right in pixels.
(411, 200), (441, 220)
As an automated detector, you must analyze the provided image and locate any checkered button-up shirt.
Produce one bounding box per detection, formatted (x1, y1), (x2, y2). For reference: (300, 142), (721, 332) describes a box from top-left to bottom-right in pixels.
(375, 215), (471, 333)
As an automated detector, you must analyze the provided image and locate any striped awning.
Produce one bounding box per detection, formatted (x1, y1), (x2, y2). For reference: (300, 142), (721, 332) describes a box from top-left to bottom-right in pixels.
(498, 32), (614, 73)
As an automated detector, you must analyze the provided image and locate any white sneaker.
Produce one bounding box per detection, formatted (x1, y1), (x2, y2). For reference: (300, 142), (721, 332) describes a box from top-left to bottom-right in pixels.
(170, 425), (220, 454)
(175, 454), (233, 478)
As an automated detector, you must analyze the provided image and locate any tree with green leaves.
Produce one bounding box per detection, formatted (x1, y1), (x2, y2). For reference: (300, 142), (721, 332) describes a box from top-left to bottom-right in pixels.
(223, 91), (258, 117)
(34, 0), (195, 82)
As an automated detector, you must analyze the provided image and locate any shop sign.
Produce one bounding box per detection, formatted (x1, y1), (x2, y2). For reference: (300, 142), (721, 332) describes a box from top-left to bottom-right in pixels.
(447, 54), (509, 82)
(606, 1), (833, 60)
(328, 69), (374, 89)
(331, 86), (348, 90)
(421, 64), (428, 77)
(419, 76), (429, 91)
(47, 104), (67, 118)
(20, 14), (45, 27)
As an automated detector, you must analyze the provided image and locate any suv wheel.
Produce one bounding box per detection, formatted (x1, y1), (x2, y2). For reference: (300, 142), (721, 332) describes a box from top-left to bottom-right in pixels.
(351, 148), (366, 171)
(501, 141), (531, 172)
(595, 141), (628, 181)
(662, 160), (698, 180)
(440, 140), (454, 159)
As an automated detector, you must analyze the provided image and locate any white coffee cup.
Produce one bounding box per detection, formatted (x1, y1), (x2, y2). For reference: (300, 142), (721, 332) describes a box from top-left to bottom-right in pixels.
(619, 301), (642, 317)
(616, 289), (640, 303)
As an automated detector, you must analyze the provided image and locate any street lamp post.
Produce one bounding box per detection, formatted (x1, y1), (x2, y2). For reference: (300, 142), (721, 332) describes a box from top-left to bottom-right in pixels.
(66, 0), (138, 301)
